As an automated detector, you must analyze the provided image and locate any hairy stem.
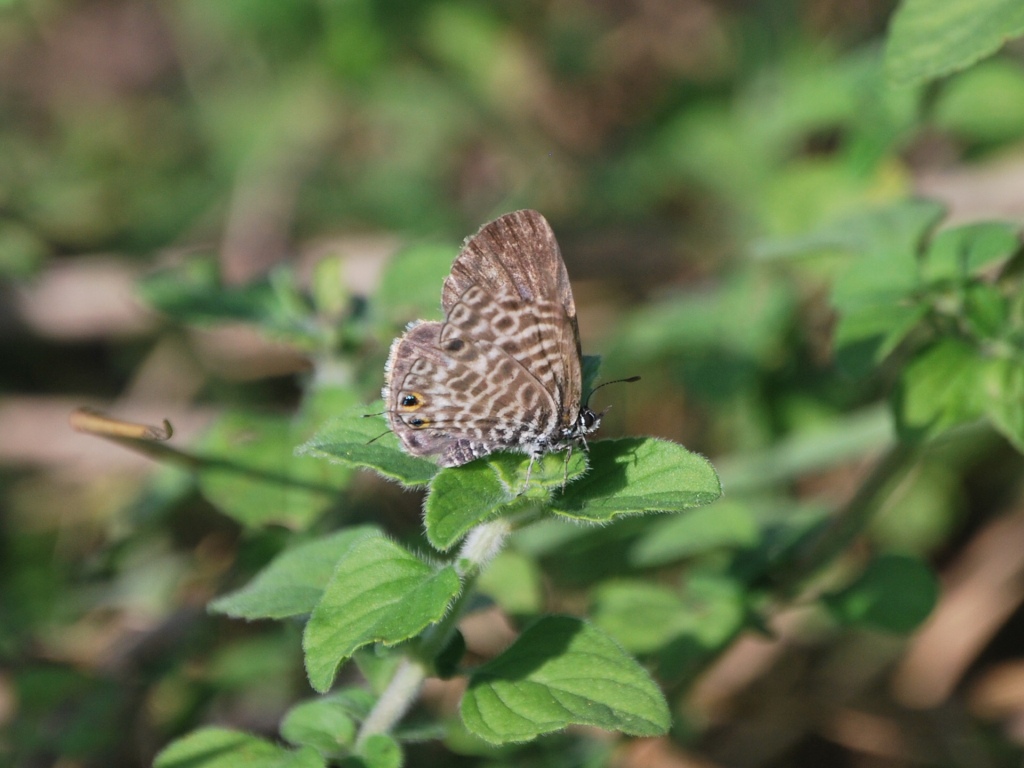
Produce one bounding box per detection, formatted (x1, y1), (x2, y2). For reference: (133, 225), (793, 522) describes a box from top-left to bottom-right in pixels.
(354, 517), (512, 746)
(354, 657), (428, 749)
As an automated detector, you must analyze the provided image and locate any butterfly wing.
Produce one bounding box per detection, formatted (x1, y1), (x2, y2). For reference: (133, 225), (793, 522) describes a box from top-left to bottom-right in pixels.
(384, 320), (560, 467)
(440, 210), (583, 424)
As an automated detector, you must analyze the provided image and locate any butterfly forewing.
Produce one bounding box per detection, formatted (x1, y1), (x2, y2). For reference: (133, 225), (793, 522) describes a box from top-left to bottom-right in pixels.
(441, 210), (574, 311)
(442, 210), (583, 422)
(383, 210), (589, 467)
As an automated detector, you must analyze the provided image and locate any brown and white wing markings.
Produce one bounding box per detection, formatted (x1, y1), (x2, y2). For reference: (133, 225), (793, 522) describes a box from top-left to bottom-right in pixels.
(440, 210), (583, 426)
(384, 321), (558, 467)
(441, 210), (573, 310)
(384, 210), (586, 468)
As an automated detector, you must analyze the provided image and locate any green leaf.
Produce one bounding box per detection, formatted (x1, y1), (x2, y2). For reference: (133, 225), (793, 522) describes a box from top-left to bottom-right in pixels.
(138, 256), (317, 344)
(423, 3), (503, 92)
(352, 649), (405, 695)
(984, 356), (1024, 453)
(298, 403), (438, 487)
(611, 271), (794, 367)
(714, 406), (894, 493)
(629, 499), (759, 567)
(357, 733), (403, 768)
(488, 450), (588, 492)
(280, 696), (358, 754)
(209, 527), (378, 620)
(423, 459), (518, 551)
(848, 200), (946, 257)
(461, 616), (669, 744)
(831, 240), (919, 314)
(303, 533), (460, 692)
(896, 339), (988, 440)
(922, 222), (1021, 283)
(654, 575), (749, 682)
(310, 255), (349, 319)
(424, 451), (586, 551)
(207, 635), (296, 691)
(198, 405), (353, 529)
(823, 553), (938, 633)
(870, 461), (962, 553)
(933, 60), (1024, 144)
(590, 582), (683, 654)
(551, 438), (721, 522)
(154, 727), (325, 768)
(591, 576), (745, 654)
(376, 243), (455, 325)
(964, 284), (1009, 340)
(510, 517), (594, 557)
(477, 551), (543, 615)
(834, 302), (926, 379)
(754, 199), (946, 262)
(886, 0), (1024, 86)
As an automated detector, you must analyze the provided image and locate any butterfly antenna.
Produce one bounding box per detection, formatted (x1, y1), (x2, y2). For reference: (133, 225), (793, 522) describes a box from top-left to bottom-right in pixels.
(583, 376), (641, 408)
(360, 410), (392, 444)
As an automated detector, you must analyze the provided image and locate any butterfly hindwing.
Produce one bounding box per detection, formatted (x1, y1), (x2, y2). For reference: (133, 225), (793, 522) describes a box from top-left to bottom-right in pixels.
(384, 320), (559, 466)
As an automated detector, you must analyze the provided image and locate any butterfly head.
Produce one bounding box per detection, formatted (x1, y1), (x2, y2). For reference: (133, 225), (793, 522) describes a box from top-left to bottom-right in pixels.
(576, 406), (601, 436)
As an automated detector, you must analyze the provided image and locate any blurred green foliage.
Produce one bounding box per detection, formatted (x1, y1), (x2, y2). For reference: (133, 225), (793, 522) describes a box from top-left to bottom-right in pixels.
(4, 0), (1024, 766)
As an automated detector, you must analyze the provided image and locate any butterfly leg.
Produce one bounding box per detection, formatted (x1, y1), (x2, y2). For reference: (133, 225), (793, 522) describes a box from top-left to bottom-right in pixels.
(561, 444), (573, 490)
(525, 453), (537, 486)
(518, 449), (545, 495)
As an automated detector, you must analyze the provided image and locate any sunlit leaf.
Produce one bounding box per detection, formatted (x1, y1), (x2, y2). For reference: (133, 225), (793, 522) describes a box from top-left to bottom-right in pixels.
(303, 533), (460, 692)
(298, 403), (438, 487)
(280, 696), (357, 754)
(424, 451), (586, 551)
(591, 576), (745, 655)
(922, 222), (1021, 283)
(629, 500), (759, 567)
(896, 339), (988, 440)
(552, 438), (721, 522)
(198, 402), (353, 530)
(209, 527), (379, 620)
(461, 616), (669, 744)
(154, 727), (324, 768)
(886, 0), (1024, 85)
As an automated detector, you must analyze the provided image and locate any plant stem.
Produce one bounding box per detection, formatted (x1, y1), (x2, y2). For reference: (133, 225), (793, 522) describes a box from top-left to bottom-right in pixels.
(354, 517), (512, 746)
(354, 657), (428, 749)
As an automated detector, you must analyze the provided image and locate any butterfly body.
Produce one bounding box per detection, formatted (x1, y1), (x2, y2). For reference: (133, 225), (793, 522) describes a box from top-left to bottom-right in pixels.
(383, 210), (600, 469)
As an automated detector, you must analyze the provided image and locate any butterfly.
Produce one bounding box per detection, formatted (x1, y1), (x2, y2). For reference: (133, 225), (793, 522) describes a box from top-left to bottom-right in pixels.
(382, 210), (629, 482)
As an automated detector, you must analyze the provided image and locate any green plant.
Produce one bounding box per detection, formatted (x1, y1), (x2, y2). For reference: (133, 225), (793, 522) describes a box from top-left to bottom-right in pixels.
(8, 1), (1024, 766)
(139, 238), (722, 766)
(146, 170), (1024, 763)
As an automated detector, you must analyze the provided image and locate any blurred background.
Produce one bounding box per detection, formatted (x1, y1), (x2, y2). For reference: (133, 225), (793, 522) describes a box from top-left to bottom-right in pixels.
(4, 0), (1024, 766)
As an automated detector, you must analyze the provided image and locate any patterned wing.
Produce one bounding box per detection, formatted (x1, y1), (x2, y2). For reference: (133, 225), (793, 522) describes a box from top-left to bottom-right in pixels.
(384, 321), (560, 467)
(440, 210), (583, 425)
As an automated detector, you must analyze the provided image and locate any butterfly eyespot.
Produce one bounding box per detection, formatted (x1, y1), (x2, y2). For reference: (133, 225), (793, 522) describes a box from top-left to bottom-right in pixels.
(408, 416), (429, 428)
(400, 393), (423, 410)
